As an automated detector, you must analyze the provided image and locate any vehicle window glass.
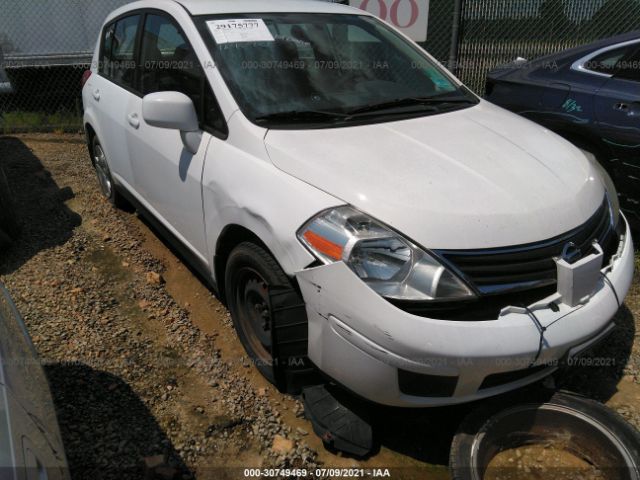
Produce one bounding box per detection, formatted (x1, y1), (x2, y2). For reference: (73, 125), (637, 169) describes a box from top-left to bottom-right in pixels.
(584, 45), (634, 75)
(197, 14), (474, 127)
(614, 47), (640, 82)
(139, 14), (226, 134)
(100, 23), (115, 77)
(102, 15), (140, 88)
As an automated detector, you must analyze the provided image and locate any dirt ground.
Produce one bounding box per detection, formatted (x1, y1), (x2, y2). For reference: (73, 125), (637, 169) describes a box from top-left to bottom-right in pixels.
(0, 133), (639, 480)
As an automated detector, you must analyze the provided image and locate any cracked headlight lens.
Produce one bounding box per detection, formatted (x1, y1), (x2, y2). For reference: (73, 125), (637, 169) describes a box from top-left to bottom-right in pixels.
(297, 206), (476, 301)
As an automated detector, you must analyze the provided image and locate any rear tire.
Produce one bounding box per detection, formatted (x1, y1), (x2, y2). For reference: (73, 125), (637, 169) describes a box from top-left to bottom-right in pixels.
(91, 136), (129, 209)
(0, 166), (20, 242)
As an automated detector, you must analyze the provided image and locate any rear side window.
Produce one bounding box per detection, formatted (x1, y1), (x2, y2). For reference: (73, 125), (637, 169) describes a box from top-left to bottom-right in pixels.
(614, 47), (640, 82)
(139, 14), (227, 136)
(100, 15), (141, 89)
(584, 44), (635, 76)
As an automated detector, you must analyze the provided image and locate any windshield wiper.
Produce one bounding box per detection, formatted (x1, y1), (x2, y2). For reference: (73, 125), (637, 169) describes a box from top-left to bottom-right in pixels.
(253, 96), (477, 125)
(254, 109), (348, 125)
(344, 96), (477, 117)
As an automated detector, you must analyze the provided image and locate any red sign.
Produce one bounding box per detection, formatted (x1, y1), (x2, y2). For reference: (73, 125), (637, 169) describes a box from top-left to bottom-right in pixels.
(350, 0), (430, 42)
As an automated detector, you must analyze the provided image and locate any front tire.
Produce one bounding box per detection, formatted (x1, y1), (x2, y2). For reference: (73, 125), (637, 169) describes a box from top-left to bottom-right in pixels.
(225, 242), (292, 385)
(91, 136), (128, 209)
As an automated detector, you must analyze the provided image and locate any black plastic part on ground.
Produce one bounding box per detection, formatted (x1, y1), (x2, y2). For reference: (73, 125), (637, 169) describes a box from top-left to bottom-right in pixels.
(449, 388), (640, 480)
(303, 384), (374, 458)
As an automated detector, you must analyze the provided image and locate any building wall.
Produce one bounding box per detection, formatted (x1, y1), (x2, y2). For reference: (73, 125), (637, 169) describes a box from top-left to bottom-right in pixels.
(0, 0), (132, 66)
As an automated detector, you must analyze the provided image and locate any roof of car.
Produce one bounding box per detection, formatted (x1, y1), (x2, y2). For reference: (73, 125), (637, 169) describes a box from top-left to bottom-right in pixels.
(488, 29), (640, 79)
(174, 0), (361, 16)
(551, 30), (640, 61)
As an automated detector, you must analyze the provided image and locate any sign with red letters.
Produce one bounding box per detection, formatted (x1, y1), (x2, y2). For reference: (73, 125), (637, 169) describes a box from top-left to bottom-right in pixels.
(349, 0), (430, 42)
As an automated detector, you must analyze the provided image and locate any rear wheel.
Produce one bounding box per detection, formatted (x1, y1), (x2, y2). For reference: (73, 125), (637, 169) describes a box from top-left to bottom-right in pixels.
(0, 165), (20, 243)
(91, 136), (128, 209)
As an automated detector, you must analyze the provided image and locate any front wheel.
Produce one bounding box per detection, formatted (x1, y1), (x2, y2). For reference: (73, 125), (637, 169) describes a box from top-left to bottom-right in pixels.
(225, 242), (312, 391)
(225, 242), (288, 385)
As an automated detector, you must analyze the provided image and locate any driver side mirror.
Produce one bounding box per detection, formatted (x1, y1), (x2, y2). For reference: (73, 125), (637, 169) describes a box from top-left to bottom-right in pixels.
(142, 91), (202, 154)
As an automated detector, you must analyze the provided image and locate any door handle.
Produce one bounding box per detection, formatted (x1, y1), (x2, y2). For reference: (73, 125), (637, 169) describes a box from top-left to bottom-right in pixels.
(127, 113), (140, 129)
(92, 89), (100, 101)
(614, 102), (640, 116)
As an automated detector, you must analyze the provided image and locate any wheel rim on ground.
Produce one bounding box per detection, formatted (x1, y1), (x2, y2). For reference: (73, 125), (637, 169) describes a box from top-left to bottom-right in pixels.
(93, 143), (112, 198)
(233, 267), (273, 366)
(470, 403), (639, 480)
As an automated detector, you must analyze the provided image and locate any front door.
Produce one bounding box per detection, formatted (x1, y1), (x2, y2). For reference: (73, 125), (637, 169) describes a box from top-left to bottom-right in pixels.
(125, 12), (226, 264)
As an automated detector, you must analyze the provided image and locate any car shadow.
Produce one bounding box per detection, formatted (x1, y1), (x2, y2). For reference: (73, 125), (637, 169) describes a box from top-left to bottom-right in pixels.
(135, 212), (221, 299)
(372, 404), (471, 467)
(556, 303), (636, 401)
(0, 136), (81, 274)
(305, 384), (469, 468)
(45, 362), (192, 480)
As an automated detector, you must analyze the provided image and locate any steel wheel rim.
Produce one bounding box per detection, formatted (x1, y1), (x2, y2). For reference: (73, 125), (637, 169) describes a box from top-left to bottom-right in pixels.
(470, 403), (639, 480)
(234, 267), (273, 365)
(93, 144), (112, 198)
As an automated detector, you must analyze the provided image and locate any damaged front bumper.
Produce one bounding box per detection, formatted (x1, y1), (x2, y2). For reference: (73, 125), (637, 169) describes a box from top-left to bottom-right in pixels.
(296, 217), (635, 407)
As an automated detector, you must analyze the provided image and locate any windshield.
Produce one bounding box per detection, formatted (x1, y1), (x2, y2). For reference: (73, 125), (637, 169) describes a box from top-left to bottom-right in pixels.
(195, 13), (478, 128)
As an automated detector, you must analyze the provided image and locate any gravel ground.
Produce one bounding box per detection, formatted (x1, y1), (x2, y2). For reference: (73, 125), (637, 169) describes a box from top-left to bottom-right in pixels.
(0, 135), (319, 480)
(0, 133), (639, 479)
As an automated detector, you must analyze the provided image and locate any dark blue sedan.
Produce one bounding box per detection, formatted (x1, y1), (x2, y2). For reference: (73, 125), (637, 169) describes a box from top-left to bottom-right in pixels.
(485, 31), (640, 226)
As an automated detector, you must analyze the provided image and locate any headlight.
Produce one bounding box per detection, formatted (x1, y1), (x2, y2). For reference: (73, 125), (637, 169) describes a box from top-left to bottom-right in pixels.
(582, 150), (620, 226)
(297, 206), (476, 302)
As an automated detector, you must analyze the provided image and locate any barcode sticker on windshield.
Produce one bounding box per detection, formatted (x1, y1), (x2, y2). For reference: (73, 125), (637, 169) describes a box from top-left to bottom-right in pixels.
(207, 19), (274, 44)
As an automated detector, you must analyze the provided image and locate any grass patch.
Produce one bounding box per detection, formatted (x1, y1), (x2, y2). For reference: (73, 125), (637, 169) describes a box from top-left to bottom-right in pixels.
(1, 110), (82, 133)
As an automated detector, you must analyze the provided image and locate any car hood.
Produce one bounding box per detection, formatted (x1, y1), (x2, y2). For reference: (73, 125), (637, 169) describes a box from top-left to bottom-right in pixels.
(264, 101), (605, 250)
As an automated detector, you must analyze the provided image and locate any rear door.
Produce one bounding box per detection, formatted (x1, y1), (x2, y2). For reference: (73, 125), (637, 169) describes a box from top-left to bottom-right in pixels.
(125, 12), (228, 264)
(88, 14), (142, 187)
(539, 43), (634, 140)
(594, 43), (640, 214)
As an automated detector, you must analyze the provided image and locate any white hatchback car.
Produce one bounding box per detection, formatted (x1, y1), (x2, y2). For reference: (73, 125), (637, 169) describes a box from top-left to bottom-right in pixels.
(83, 0), (634, 407)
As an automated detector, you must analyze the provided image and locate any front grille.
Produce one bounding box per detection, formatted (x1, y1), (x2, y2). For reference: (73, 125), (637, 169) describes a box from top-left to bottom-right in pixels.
(437, 198), (617, 296)
(390, 198), (622, 321)
(390, 285), (557, 321)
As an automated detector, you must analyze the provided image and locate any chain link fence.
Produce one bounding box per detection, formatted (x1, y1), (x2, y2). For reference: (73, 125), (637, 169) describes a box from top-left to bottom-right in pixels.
(0, 0), (638, 133)
(0, 0), (130, 133)
(457, 0), (640, 92)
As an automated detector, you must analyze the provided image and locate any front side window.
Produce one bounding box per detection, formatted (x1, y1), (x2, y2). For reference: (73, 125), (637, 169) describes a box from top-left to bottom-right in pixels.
(139, 14), (227, 135)
(101, 15), (140, 88)
(196, 13), (477, 128)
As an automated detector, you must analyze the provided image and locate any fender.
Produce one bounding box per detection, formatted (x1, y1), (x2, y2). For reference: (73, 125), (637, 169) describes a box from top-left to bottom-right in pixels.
(202, 115), (341, 281)
(82, 109), (102, 152)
